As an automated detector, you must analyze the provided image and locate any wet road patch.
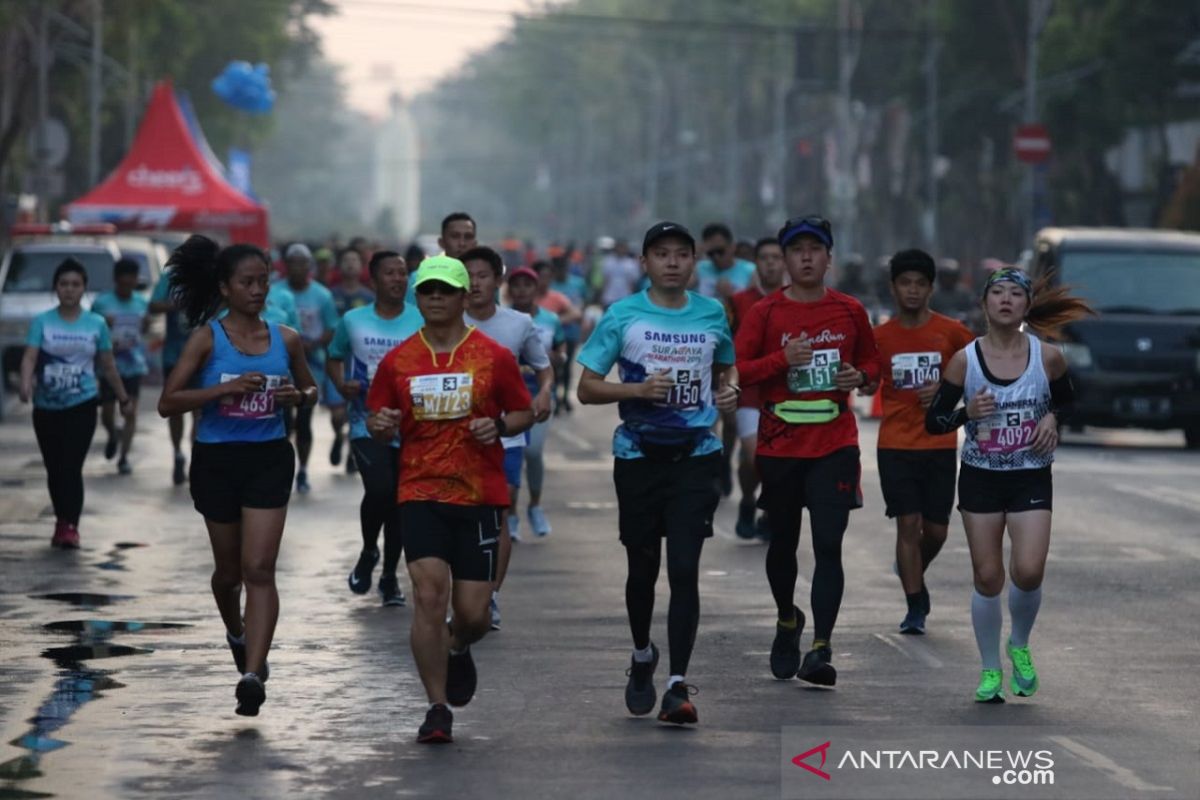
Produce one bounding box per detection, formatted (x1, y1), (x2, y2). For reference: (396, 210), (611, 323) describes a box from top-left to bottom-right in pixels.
(30, 593), (133, 608)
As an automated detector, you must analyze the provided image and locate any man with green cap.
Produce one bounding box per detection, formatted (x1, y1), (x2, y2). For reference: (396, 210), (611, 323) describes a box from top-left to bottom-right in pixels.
(367, 255), (534, 744)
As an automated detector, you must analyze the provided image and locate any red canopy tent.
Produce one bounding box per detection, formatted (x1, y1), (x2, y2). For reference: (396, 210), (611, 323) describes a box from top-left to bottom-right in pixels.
(66, 80), (269, 247)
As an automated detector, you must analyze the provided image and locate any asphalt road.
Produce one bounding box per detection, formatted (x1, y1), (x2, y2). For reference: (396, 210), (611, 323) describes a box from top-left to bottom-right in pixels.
(1, 390), (1197, 799)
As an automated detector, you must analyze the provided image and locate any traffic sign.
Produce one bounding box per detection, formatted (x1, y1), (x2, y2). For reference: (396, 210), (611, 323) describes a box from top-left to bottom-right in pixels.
(1014, 123), (1051, 163)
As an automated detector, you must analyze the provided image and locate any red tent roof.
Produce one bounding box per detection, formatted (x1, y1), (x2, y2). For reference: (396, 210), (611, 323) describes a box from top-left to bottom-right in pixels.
(66, 80), (269, 247)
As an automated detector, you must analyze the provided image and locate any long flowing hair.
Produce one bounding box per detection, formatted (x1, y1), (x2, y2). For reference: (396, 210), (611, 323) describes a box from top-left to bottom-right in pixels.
(1024, 271), (1095, 339)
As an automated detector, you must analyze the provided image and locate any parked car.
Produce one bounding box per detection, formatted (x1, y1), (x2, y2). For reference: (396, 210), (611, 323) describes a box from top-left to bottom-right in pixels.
(0, 235), (121, 386)
(1030, 227), (1200, 448)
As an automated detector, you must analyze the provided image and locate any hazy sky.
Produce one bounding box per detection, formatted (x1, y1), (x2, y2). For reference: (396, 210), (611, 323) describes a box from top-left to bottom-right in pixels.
(311, 0), (543, 116)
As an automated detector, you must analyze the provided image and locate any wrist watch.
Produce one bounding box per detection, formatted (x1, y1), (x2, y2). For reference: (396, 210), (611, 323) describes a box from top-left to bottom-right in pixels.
(494, 416), (508, 437)
(857, 369), (869, 388)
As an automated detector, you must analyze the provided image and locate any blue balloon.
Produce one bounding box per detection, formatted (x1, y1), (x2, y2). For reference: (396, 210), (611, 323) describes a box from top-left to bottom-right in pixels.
(212, 60), (276, 113)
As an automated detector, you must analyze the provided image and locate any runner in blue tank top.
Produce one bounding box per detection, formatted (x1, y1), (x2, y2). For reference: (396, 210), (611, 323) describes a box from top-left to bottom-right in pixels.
(328, 250), (423, 607)
(926, 267), (1091, 704)
(158, 235), (318, 718)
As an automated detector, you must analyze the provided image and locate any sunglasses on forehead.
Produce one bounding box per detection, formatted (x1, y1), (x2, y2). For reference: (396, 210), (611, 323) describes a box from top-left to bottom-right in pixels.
(782, 215), (832, 233)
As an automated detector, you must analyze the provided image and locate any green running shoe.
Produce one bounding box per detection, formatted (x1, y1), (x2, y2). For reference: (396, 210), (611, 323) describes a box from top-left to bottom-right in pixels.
(974, 669), (1005, 703)
(1007, 641), (1039, 697)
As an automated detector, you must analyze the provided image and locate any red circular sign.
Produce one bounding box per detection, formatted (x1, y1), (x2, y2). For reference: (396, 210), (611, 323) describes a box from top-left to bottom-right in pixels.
(1014, 123), (1052, 163)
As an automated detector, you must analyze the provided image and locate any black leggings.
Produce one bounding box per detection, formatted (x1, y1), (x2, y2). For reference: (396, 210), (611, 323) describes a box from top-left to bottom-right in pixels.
(33, 401), (98, 526)
(351, 437), (402, 576)
(624, 535), (705, 677)
(765, 504), (851, 642)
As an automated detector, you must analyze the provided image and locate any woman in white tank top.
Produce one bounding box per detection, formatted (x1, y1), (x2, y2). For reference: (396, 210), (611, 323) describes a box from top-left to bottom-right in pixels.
(924, 267), (1092, 704)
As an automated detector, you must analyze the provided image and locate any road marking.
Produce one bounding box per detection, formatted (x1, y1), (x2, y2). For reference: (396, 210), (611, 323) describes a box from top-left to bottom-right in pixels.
(566, 500), (617, 510)
(541, 457), (611, 472)
(551, 426), (594, 451)
(1113, 484), (1200, 514)
(1047, 735), (1175, 793)
(871, 632), (943, 669)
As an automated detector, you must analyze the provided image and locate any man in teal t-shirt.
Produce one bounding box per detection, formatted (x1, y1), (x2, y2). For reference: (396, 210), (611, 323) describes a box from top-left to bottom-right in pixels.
(694, 222), (756, 301)
(577, 221), (739, 728)
(285, 243), (341, 493)
(91, 258), (149, 473)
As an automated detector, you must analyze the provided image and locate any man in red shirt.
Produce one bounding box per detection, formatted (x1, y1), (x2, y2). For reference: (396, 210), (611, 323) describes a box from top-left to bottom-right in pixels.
(735, 215), (880, 687)
(367, 255), (533, 744)
(874, 249), (974, 635)
(728, 237), (786, 540)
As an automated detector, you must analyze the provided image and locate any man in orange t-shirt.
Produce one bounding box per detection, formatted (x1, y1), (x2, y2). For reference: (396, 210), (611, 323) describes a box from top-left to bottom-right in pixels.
(872, 249), (974, 636)
(367, 255), (533, 744)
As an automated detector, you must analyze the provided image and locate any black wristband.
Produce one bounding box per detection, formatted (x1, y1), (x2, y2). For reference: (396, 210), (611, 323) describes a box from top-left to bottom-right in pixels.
(494, 416), (508, 437)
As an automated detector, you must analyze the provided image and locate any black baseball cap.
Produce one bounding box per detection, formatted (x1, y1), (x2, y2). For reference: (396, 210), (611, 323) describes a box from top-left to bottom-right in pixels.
(642, 221), (696, 254)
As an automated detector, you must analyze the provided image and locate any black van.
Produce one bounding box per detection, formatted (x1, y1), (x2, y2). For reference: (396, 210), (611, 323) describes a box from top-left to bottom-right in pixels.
(1030, 227), (1200, 449)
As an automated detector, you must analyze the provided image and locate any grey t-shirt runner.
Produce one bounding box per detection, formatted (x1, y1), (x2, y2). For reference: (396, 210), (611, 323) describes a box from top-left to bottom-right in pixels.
(465, 306), (550, 449)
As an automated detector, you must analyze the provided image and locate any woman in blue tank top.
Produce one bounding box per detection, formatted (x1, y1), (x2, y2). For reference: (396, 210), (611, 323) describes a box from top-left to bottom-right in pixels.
(158, 235), (317, 717)
(925, 267), (1091, 705)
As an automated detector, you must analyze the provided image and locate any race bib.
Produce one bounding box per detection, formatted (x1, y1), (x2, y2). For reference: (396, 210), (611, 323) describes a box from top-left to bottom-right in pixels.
(656, 367), (703, 409)
(410, 373), (473, 421)
(43, 363), (84, 393)
(891, 352), (942, 390)
(218, 373), (285, 419)
(111, 314), (141, 347)
(787, 349), (841, 393)
(297, 307), (322, 341)
(976, 409), (1039, 454)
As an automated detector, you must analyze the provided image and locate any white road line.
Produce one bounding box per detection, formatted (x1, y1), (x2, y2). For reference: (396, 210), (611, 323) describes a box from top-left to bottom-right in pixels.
(1047, 735), (1175, 793)
(541, 458), (611, 472)
(1112, 484), (1200, 514)
(566, 500), (617, 510)
(551, 426), (594, 451)
(871, 632), (944, 669)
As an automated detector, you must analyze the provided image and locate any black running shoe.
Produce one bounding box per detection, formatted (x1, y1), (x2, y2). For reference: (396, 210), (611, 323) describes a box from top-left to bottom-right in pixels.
(172, 453), (186, 486)
(735, 500), (756, 539)
(235, 673), (266, 716)
(770, 606), (805, 679)
(797, 646), (837, 687)
(624, 642), (659, 716)
(348, 547), (379, 594)
(330, 433), (344, 466)
(379, 573), (406, 607)
(446, 647), (477, 708)
(417, 703), (453, 744)
(104, 434), (118, 460)
(657, 682), (698, 725)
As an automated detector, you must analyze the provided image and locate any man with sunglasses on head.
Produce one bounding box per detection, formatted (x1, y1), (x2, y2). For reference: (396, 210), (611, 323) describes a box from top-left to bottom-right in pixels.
(367, 255), (533, 744)
(578, 222), (739, 726)
(696, 223), (758, 497)
(735, 215), (880, 687)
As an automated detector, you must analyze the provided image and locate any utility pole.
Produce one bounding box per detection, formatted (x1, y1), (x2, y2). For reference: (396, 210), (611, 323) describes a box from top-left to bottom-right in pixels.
(1022, 0), (1052, 248)
(35, 5), (50, 221)
(89, 0), (103, 188)
(924, 0), (941, 254)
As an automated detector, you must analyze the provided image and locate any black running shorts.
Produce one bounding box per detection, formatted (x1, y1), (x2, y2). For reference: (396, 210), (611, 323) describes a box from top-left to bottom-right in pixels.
(957, 463), (1053, 514)
(400, 501), (502, 582)
(756, 446), (864, 518)
(877, 448), (957, 524)
(100, 375), (141, 402)
(613, 451), (721, 547)
(190, 439), (296, 523)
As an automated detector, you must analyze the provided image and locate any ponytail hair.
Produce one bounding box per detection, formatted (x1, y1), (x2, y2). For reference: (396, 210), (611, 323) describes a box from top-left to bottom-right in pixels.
(166, 235), (269, 328)
(1025, 271), (1095, 339)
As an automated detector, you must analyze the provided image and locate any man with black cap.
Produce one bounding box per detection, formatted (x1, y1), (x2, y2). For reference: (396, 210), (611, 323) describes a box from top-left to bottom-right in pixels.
(735, 214), (880, 687)
(577, 221), (739, 726)
(873, 249), (974, 635)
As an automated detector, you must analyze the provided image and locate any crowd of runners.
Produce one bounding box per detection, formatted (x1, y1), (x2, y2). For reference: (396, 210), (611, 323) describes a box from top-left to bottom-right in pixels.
(16, 210), (1092, 740)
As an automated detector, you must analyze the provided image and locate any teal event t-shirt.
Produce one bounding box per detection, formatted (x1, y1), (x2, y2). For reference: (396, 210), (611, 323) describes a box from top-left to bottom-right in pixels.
(577, 290), (734, 460)
(90, 292), (149, 378)
(328, 302), (424, 441)
(26, 308), (113, 409)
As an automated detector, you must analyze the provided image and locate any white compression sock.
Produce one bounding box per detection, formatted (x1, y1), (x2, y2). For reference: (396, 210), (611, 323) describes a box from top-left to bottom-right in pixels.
(971, 589), (1003, 670)
(1008, 585), (1043, 648)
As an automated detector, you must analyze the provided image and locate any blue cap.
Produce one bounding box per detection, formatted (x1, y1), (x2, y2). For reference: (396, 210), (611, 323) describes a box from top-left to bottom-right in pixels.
(778, 215), (833, 249)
